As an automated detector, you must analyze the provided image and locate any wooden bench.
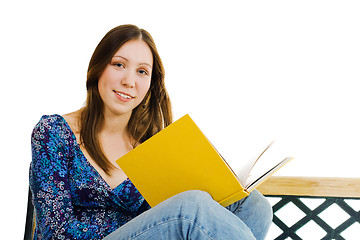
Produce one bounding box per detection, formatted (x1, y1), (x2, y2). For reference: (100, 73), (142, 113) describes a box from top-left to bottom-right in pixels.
(25, 177), (360, 240)
(258, 177), (360, 240)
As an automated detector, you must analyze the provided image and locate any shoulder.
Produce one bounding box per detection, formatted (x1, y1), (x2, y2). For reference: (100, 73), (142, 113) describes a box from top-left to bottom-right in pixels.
(62, 110), (81, 134)
(35, 114), (64, 126)
(31, 114), (75, 152)
(31, 114), (80, 169)
(32, 114), (67, 138)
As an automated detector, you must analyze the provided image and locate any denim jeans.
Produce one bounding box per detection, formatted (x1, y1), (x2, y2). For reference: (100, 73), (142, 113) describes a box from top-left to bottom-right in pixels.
(104, 189), (273, 240)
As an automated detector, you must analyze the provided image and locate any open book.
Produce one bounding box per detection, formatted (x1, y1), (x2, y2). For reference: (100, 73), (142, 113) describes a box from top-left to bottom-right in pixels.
(116, 114), (293, 207)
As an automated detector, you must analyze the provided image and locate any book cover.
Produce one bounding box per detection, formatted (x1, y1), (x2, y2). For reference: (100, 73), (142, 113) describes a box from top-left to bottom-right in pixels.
(116, 114), (292, 207)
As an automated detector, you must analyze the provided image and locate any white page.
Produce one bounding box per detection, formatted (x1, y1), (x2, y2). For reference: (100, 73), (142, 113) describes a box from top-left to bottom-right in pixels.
(246, 156), (293, 191)
(242, 140), (293, 188)
(230, 139), (276, 186)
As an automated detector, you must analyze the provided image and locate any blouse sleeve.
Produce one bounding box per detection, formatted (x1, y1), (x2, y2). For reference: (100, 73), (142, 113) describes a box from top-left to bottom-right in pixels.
(29, 116), (107, 240)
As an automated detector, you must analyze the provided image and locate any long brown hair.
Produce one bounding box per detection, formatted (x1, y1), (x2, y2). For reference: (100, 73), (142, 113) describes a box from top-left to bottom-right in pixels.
(80, 24), (172, 175)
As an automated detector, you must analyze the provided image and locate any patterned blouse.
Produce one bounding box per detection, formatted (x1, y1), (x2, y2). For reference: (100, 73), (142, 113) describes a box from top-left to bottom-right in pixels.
(29, 115), (150, 240)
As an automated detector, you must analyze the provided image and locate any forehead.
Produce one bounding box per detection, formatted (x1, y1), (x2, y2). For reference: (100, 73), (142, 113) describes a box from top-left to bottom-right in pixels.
(113, 39), (153, 66)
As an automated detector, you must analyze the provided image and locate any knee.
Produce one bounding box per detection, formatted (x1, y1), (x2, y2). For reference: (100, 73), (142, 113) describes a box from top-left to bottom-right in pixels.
(159, 190), (217, 217)
(248, 190), (273, 223)
(174, 190), (212, 200)
(165, 190), (214, 208)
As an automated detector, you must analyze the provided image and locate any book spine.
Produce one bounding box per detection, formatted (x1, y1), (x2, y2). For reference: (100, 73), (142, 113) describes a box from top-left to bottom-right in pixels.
(218, 189), (249, 207)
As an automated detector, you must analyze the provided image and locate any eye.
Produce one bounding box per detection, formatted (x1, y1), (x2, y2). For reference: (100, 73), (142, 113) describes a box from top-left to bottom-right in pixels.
(111, 61), (125, 69)
(138, 69), (149, 75)
(114, 63), (124, 68)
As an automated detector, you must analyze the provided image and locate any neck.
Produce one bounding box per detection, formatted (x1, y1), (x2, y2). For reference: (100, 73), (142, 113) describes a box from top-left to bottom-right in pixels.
(100, 111), (132, 137)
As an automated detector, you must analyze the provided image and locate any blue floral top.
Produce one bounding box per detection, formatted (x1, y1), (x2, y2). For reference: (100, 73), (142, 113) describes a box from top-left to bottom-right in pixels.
(29, 115), (150, 240)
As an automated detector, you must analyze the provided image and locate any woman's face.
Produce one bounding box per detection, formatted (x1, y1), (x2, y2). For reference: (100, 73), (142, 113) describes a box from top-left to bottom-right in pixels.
(98, 39), (153, 118)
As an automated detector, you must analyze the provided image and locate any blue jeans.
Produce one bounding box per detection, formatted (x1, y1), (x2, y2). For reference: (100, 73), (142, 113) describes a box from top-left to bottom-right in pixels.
(104, 190), (272, 240)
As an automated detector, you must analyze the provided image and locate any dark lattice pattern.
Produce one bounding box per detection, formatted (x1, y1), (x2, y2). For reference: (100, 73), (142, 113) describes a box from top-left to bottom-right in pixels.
(25, 188), (359, 240)
(265, 195), (360, 240)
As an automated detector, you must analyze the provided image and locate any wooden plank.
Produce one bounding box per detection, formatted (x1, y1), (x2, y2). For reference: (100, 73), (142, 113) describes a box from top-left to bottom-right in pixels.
(257, 176), (360, 198)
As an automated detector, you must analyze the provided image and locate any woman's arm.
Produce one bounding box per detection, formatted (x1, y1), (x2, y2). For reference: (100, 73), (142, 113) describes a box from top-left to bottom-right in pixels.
(29, 116), (107, 240)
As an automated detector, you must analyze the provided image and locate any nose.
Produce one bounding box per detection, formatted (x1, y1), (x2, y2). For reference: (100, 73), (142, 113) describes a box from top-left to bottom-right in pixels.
(121, 71), (135, 88)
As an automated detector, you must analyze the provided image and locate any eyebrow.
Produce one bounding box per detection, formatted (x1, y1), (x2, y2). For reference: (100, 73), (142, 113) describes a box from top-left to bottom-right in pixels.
(113, 55), (152, 68)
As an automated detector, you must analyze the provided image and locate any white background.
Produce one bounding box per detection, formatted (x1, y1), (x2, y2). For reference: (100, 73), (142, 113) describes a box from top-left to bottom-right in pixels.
(1, 0), (359, 239)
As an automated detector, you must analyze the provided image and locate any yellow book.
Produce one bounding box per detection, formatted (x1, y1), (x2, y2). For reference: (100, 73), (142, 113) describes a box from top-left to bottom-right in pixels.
(116, 114), (293, 207)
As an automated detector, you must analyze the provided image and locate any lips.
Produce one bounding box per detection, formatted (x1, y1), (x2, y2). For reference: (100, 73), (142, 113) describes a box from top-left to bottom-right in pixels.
(113, 90), (134, 102)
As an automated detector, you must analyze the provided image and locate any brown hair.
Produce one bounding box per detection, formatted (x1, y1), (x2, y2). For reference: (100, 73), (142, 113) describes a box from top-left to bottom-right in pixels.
(80, 24), (172, 175)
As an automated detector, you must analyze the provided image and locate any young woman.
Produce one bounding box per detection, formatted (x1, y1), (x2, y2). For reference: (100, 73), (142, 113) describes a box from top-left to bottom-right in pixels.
(30, 24), (273, 240)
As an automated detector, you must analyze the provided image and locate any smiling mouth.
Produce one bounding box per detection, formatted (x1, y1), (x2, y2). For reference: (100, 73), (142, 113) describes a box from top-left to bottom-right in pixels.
(113, 90), (134, 99)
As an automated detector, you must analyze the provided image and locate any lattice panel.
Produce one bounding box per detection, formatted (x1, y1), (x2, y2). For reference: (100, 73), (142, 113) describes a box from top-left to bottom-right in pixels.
(265, 195), (360, 240)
